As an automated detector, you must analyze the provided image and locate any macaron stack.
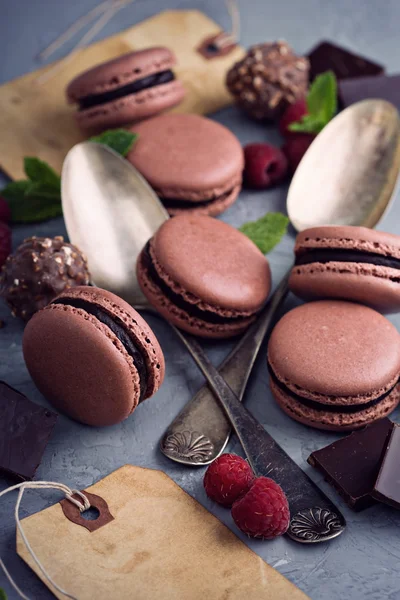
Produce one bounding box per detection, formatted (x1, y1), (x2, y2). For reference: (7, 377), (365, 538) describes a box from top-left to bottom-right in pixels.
(267, 225), (400, 431)
(67, 49), (244, 218)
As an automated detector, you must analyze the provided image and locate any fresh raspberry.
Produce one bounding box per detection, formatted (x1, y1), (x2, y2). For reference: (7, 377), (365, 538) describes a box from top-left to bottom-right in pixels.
(203, 454), (254, 507)
(0, 222), (11, 269)
(0, 197), (11, 224)
(282, 133), (315, 174)
(231, 476), (290, 540)
(243, 143), (288, 189)
(279, 98), (308, 137)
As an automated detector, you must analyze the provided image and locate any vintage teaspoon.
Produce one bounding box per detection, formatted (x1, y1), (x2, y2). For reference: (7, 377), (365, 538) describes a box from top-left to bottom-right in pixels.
(162, 99), (400, 466)
(288, 99), (400, 232)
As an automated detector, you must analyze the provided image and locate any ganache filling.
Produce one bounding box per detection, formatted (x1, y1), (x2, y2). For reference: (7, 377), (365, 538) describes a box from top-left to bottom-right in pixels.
(295, 248), (400, 271)
(79, 70), (175, 110)
(142, 242), (249, 325)
(53, 298), (148, 400)
(267, 362), (398, 414)
(162, 190), (233, 209)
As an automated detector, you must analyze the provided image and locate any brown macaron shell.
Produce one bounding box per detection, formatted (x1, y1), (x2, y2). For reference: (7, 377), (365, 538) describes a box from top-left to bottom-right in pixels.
(137, 215), (271, 339)
(67, 47), (185, 132)
(267, 300), (400, 431)
(127, 114), (244, 216)
(23, 287), (165, 427)
(290, 226), (400, 313)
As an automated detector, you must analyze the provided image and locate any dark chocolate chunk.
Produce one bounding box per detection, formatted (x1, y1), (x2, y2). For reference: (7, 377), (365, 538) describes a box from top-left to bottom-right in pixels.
(372, 423), (400, 509)
(307, 419), (393, 510)
(340, 73), (400, 110)
(308, 41), (384, 81)
(52, 297), (148, 400)
(0, 381), (58, 480)
(79, 70), (175, 111)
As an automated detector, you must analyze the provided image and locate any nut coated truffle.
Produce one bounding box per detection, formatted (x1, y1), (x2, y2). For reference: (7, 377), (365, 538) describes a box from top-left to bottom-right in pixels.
(226, 41), (309, 121)
(0, 236), (91, 321)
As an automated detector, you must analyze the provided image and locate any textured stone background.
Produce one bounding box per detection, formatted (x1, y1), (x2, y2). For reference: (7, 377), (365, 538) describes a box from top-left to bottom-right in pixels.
(1, 1), (400, 598)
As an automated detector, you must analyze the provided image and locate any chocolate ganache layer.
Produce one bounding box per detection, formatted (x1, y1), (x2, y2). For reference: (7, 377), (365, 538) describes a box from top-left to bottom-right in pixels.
(53, 297), (148, 399)
(268, 362), (398, 414)
(161, 190), (233, 209)
(295, 248), (400, 272)
(79, 70), (175, 110)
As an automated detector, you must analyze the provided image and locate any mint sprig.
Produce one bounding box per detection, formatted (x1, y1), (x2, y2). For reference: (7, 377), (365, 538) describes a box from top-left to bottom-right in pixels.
(239, 212), (289, 254)
(1, 129), (137, 224)
(90, 129), (138, 157)
(2, 159), (62, 224)
(289, 71), (337, 134)
(0, 588), (7, 600)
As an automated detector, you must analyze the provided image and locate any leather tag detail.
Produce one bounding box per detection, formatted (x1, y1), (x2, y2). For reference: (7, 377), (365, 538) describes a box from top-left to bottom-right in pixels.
(197, 33), (237, 60)
(60, 491), (114, 532)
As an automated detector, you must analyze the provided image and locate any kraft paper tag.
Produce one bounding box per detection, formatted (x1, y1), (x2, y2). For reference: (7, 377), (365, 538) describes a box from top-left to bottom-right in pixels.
(17, 465), (309, 600)
(0, 10), (244, 181)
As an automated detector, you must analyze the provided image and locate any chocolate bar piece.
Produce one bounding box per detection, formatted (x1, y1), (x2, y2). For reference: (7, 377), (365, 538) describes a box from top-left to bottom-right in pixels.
(308, 41), (384, 81)
(340, 73), (400, 110)
(308, 418), (393, 511)
(372, 423), (400, 509)
(0, 381), (58, 480)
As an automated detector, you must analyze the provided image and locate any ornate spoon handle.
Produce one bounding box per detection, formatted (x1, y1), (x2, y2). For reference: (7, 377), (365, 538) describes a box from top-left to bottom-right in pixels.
(173, 331), (346, 544)
(161, 272), (290, 465)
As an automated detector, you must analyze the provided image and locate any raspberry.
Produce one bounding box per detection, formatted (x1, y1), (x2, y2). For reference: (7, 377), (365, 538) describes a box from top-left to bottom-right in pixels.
(0, 197), (11, 224)
(0, 222), (11, 269)
(231, 476), (290, 540)
(282, 133), (315, 174)
(203, 454), (254, 507)
(279, 98), (308, 137)
(243, 143), (288, 189)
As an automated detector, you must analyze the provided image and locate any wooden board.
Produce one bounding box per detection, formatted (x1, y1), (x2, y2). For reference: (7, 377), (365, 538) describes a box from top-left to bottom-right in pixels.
(0, 10), (244, 180)
(17, 465), (308, 600)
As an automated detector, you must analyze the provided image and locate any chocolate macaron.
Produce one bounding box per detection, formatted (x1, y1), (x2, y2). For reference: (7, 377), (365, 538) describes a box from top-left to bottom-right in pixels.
(137, 214), (271, 338)
(66, 47), (185, 132)
(23, 286), (165, 427)
(267, 300), (400, 431)
(127, 114), (244, 217)
(290, 226), (400, 313)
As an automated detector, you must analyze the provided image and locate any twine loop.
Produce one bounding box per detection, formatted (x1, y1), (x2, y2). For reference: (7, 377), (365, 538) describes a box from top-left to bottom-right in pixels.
(0, 481), (91, 600)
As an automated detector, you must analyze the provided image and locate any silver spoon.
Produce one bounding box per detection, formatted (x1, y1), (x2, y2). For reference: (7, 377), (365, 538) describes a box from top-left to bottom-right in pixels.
(288, 99), (400, 232)
(62, 142), (346, 543)
(163, 99), (400, 465)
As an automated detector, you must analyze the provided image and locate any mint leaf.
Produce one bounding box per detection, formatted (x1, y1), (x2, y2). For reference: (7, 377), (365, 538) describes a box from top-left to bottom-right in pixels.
(239, 212), (289, 254)
(307, 70), (337, 123)
(0, 587), (7, 599)
(289, 71), (337, 135)
(1, 180), (62, 223)
(1, 180), (31, 200)
(289, 114), (325, 134)
(24, 157), (61, 189)
(90, 129), (138, 157)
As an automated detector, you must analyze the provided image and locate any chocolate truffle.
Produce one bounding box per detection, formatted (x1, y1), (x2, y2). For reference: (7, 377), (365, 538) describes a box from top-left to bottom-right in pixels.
(0, 236), (91, 321)
(226, 41), (309, 120)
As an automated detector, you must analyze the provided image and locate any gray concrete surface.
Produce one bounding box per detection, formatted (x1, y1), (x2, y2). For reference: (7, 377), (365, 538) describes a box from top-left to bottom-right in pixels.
(1, 1), (400, 598)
